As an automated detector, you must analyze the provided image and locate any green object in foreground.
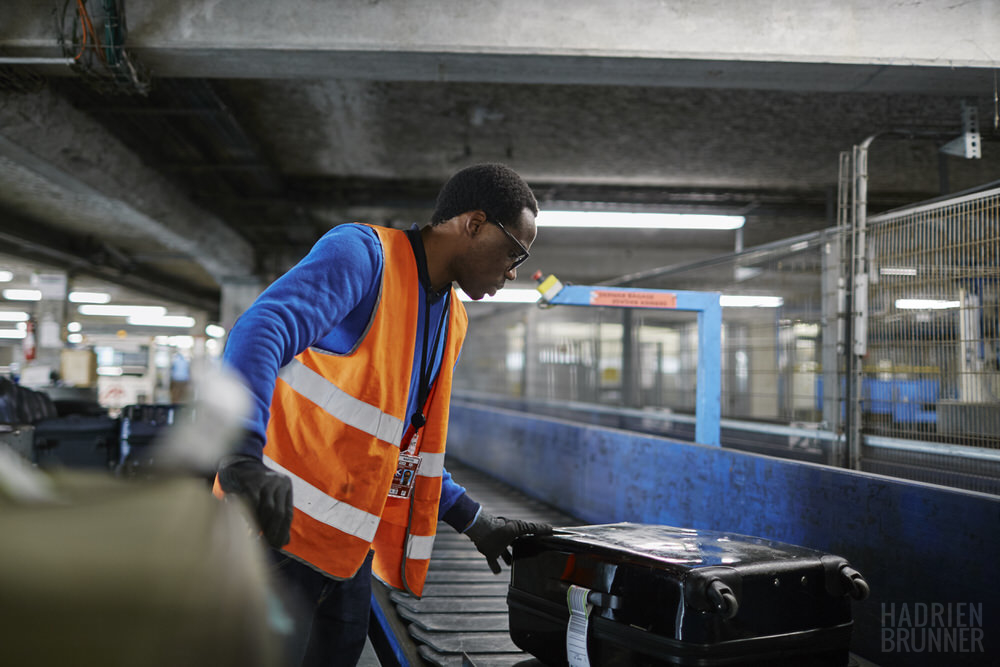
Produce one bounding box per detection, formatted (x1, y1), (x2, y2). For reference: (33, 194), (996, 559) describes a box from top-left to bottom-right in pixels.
(0, 467), (285, 667)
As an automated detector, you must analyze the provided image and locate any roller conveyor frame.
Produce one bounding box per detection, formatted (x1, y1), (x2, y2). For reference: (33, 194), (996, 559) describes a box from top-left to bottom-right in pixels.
(369, 457), (885, 667)
(370, 457), (579, 666)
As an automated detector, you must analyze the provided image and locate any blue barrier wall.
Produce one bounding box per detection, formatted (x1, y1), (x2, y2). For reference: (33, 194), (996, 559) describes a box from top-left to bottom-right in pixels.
(446, 402), (1000, 667)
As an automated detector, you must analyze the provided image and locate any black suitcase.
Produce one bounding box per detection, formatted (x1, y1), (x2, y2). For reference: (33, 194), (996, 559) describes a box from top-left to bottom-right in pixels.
(0, 424), (35, 461)
(118, 403), (182, 476)
(508, 523), (868, 667)
(0, 377), (18, 425)
(32, 414), (122, 470)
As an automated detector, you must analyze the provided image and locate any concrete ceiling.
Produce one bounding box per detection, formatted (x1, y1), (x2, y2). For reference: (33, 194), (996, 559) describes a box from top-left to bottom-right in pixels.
(1, 0), (998, 324)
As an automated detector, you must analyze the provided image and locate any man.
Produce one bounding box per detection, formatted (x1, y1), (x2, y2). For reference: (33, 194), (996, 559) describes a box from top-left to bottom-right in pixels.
(216, 163), (551, 666)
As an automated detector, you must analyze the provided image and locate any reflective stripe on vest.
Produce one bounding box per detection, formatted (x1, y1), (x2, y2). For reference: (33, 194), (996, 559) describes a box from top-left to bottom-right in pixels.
(405, 534), (436, 560)
(417, 451), (445, 478)
(263, 455), (381, 542)
(277, 358), (405, 447)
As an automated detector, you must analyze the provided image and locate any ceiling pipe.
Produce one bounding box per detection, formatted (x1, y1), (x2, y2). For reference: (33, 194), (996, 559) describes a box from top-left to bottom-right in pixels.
(0, 57), (75, 65)
(0, 228), (220, 316)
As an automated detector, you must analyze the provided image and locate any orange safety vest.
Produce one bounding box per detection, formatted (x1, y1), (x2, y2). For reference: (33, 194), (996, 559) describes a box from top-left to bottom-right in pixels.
(223, 225), (467, 597)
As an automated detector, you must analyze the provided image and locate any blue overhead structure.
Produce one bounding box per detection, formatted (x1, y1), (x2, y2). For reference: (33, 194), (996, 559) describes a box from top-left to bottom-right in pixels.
(536, 276), (722, 446)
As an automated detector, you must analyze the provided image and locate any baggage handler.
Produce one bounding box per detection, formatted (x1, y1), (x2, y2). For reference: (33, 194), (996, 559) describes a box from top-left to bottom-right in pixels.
(215, 163), (552, 666)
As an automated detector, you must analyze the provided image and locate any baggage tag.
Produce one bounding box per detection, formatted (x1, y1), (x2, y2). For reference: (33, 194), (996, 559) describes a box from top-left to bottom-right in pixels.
(388, 452), (421, 499)
(566, 585), (593, 667)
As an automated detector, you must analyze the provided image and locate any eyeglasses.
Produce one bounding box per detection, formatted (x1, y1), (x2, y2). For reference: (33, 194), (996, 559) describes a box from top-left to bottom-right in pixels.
(489, 220), (530, 270)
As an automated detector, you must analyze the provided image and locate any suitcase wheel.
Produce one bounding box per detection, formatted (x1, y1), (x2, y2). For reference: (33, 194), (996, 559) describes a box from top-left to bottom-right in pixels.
(707, 579), (740, 619)
(822, 555), (871, 600)
(840, 565), (870, 600)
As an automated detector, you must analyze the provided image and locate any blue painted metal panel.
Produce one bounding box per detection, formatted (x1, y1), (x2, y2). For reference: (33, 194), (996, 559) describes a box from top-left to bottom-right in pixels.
(867, 378), (895, 415)
(544, 284), (722, 446)
(447, 402), (1000, 667)
(893, 379), (939, 424)
(696, 300), (722, 445)
(368, 592), (409, 667)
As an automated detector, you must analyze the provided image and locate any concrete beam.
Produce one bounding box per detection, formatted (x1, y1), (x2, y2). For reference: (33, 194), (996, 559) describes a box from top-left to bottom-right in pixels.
(2, 1), (997, 93)
(0, 88), (255, 285)
(0, 210), (221, 314)
(506, 244), (728, 289)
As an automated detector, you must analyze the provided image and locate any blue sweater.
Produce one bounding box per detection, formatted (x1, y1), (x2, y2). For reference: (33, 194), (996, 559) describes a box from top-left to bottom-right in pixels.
(223, 223), (479, 529)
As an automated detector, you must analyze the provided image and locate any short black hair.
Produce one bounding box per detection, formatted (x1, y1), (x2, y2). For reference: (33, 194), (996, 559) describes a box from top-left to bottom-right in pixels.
(431, 163), (538, 230)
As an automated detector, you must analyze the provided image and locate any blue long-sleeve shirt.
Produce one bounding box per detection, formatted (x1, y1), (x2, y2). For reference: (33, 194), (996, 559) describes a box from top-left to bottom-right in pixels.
(223, 223), (477, 526)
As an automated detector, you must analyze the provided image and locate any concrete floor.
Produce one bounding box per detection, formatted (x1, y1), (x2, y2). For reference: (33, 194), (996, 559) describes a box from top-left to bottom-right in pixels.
(357, 637), (381, 666)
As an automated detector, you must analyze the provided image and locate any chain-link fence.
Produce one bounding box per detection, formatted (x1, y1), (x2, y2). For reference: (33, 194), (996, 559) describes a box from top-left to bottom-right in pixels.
(864, 187), (1000, 449)
(452, 182), (1000, 495)
(857, 186), (1000, 490)
(454, 230), (832, 429)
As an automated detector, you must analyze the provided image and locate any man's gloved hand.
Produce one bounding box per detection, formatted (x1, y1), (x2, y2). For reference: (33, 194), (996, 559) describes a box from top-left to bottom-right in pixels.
(218, 454), (293, 549)
(465, 511), (553, 574)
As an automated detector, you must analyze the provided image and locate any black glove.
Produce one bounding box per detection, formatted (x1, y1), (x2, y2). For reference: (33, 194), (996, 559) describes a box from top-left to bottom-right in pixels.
(464, 511), (553, 574)
(218, 455), (293, 549)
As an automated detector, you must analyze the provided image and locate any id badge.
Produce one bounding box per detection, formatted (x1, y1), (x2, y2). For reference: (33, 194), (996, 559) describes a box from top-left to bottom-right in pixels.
(389, 453), (421, 499)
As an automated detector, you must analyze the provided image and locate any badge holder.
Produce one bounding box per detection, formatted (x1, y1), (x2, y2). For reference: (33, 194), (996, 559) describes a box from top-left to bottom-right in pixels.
(388, 451), (421, 499)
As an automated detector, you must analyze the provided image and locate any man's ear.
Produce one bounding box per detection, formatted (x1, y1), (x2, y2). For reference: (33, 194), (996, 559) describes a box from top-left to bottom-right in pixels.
(464, 210), (488, 238)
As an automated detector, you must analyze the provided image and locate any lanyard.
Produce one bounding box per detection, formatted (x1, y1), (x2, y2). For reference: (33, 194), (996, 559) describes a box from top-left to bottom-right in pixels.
(409, 289), (449, 437)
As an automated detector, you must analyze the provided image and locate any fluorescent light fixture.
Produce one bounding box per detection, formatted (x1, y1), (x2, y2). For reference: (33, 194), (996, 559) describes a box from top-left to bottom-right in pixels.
(880, 267), (918, 277)
(67, 333), (83, 344)
(67, 321), (82, 333)
(0, 311), (28, 322)
(127, 314), (196, 328)
(457, 288), (541, 303)
(205, 324), (226, 338)
(78, 304), (167, 317)
(536, 211), (744, 230)
(97, 366), (124, 376)
(157, 335), (195, 348)
(3, 288), (42, 301)
(69, 291), (112, 304)
(720, 295), (784, 308)
(793, 323), (820, 337)
(0, 329), (26, 339)
(895, 299), (959, 310)
(0, 270), (12, 282)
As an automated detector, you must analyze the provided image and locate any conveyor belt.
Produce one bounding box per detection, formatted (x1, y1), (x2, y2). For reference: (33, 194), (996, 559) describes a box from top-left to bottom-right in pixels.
(380, 459), (883, 667)
(388, 458), (579, 666)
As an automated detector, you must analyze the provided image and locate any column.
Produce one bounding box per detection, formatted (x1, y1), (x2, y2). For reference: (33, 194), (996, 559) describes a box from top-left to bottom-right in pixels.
(219, 277), (264, 335)
(23, 271), (68, 386)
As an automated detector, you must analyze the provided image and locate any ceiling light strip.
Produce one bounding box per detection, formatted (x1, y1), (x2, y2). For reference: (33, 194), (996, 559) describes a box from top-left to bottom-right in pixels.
(536, 211), (744, 230)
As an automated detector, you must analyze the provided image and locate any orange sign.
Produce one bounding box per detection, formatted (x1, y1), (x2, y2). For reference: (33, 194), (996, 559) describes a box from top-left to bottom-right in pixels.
(589, 290), (678, 309)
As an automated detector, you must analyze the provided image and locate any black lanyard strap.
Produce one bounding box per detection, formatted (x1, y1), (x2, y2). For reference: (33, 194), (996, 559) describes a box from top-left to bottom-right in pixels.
(410, 291), (449, 431)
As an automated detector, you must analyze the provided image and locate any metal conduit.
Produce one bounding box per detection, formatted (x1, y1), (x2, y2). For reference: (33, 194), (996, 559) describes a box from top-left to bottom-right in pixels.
(0, 58), (76, 65)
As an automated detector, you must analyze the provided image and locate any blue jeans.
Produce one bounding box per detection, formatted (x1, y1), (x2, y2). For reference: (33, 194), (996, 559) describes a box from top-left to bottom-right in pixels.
(269, 550), (373, 667)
